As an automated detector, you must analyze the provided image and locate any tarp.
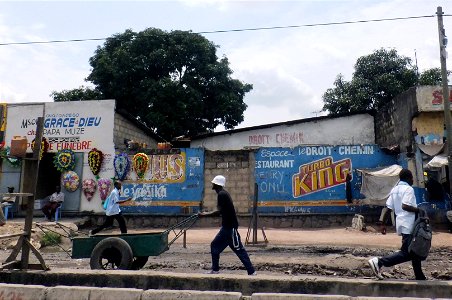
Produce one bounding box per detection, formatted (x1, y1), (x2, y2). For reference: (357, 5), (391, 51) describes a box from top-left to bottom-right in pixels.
(425, 155), (448, 168)
(357, 164), (403, 206)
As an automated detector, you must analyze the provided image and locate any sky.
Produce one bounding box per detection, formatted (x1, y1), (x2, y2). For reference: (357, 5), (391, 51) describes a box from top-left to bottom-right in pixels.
(0, 0), (451, 131)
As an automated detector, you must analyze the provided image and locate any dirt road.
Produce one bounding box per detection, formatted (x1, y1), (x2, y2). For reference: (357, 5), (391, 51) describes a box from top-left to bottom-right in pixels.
(0, 220), (451, 280)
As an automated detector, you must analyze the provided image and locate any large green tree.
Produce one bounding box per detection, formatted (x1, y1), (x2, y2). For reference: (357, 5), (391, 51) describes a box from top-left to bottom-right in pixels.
(418, 67), (452, 85)
(323, 48), (422, 114)
(51, 28), (251, 140)
(50, 86), (103, 102)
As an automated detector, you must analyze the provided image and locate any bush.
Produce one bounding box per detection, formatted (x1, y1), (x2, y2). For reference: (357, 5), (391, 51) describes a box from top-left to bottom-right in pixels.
(41, 232), (61, 247)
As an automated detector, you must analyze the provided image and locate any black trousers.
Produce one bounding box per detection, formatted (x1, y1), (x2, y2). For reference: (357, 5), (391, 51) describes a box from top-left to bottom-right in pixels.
(42, 202), (61, 220)
(379, 233), (426, 280)
(91, 213), (127, 234)
(210, 227), (255, 275)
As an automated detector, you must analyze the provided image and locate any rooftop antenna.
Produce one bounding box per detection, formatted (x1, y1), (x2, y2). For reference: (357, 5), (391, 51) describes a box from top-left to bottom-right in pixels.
(414, 49), (420, 83)
(311, 110), (323, 117)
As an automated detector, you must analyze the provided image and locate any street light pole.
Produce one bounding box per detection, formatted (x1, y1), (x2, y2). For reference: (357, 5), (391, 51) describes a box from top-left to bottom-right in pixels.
(436, 6), (452, 193)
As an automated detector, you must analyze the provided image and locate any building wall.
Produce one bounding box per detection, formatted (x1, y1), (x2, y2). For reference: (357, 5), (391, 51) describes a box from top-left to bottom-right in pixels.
(375, 87), (418, 152)
(192, 113), (375, 151)
(413, 112), (444, 145)
(113, 113), (158, 150)
(416, 85), (452, 112)
(202, 150), (254, 214)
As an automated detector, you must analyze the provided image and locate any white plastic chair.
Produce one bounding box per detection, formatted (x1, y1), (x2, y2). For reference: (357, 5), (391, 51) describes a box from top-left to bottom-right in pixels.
(55, 202), (63, 222)
(3, 204), (14, 220)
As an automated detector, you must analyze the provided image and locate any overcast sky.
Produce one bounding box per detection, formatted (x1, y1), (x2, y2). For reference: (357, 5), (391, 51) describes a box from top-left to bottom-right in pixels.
(0, 0), (451, 130)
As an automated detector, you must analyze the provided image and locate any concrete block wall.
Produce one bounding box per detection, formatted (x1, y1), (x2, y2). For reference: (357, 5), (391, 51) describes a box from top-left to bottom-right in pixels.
(113, 113), (158, 151)
(375, 86), (418, 152)
(0, 283), (447, 300)
(203, 150), (255, 214)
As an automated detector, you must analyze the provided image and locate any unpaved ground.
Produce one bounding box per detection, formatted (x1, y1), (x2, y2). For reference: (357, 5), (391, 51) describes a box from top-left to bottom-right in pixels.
(0, 219), (451, 280)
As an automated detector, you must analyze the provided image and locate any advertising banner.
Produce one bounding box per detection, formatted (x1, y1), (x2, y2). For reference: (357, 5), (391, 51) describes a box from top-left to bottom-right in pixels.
(255, 145), (397, 213)
(119, 148), (204, 214)
(5, 100), (115, 153)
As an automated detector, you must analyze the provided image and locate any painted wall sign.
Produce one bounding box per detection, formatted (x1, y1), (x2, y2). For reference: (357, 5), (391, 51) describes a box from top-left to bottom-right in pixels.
(255, 145), (397, 213)
(416, 85), (452, 112)
(4, 100), (115, 153)
(120, 148), (204, 214)
(191, 114), (375, 150)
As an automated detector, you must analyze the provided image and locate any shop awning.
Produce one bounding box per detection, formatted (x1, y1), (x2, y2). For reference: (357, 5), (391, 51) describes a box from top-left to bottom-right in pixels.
(357, 164), (403, 206)
(418, 144), (445, 156)
(425, 155), (448, 168)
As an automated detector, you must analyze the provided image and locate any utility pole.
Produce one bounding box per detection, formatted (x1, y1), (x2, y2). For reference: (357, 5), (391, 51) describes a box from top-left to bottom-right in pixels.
(437, 6), (452, 194)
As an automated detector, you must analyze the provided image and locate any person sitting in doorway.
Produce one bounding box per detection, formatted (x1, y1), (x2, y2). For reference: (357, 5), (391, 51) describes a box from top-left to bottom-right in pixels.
(41, 185), (65, 221)
(0, 187), (16, 226)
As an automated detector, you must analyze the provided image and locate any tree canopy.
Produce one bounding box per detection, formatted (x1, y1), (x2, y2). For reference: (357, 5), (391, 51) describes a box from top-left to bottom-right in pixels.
(322, 48), (446, 115)
(51, 28), (252, 140)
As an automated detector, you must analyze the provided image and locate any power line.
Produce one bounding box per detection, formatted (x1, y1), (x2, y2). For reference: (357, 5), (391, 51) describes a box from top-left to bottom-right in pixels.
(198, 15), (439, 34)
(0, 14), (448, 46)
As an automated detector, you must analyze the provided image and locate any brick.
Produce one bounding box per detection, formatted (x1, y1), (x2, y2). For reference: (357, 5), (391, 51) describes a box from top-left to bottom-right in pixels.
(217, 162), (228, 168)
(89, 287), (143, 300)
(142, 289), (242, 300)
(252, 294), (351, 299)
(0, 283), (46, 300)
(46, 286), (91, 300)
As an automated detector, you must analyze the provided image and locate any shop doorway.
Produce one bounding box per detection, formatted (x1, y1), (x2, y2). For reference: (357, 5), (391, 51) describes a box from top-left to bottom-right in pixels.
(35, 153), (61, 200)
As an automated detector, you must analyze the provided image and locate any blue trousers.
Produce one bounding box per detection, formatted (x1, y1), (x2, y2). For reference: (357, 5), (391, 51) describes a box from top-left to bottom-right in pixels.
(211, 227), (255, 274)
(379, 233), (425, 280)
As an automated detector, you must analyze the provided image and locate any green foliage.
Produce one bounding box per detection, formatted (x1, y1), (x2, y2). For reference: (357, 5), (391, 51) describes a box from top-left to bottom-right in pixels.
(41, 232), (61, 247)
(51, 86), (103, 102)
(418, 67), (451, 86)
(322, 48), (418, 114)
(51, 28), (251, 140)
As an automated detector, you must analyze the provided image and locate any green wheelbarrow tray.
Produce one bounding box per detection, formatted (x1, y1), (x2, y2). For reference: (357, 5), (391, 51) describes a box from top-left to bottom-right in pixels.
(71, 231), (169, 259)
(70, 214), (198, 270)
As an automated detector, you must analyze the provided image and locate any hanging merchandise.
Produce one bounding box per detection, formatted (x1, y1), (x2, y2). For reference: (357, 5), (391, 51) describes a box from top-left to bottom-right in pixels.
(97, 178), (112, 201)
(132, 152), (149, 180)
(61, 171), (80, 192)
(82, 178), (97, 201)
(54, 149), (76, 172)
(114, 152), (130, 181)
(31, 137), (49, 160)
(1, 147), (21, 167)
(88, 148), (103, 177)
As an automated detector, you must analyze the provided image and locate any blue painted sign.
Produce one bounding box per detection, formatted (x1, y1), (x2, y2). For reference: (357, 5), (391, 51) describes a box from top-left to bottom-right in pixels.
(120, 148), (204, 214)
(255, 145), (397, 213)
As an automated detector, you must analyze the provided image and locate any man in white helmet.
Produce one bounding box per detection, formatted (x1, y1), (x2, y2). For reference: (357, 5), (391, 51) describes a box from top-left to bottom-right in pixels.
(198, 175), (256, 275)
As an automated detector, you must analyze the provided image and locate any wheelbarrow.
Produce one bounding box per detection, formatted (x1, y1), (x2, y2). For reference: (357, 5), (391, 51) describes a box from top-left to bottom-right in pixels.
(71, 214), (198, 270)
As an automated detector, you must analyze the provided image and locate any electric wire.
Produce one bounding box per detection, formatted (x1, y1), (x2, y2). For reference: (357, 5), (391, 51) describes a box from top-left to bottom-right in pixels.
(0, 14), (449, 46)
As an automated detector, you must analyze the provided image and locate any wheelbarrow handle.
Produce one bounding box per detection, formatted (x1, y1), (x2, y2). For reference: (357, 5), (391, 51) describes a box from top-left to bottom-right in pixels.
(165, 214), (199, 247)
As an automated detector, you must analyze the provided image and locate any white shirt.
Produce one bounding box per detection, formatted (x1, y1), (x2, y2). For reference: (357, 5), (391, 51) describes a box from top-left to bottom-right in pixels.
(106, 188), (121, 216)
(386, 181), (417, 235)
(49, 192), (65, 203)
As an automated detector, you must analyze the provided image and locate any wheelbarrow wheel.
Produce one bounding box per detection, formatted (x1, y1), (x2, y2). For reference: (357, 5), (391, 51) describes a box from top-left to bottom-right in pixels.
(131, 256), (149, 270)
(90, 237), (133, 270)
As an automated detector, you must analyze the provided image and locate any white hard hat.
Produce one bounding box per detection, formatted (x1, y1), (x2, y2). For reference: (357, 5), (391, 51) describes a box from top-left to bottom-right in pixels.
(211, 175), (226, 187)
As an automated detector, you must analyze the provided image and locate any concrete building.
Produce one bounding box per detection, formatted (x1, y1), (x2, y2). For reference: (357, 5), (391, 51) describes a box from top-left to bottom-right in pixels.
(375, 85), (452, 222)
(0, 100), (163, 216)
(192, 112), (397, 220)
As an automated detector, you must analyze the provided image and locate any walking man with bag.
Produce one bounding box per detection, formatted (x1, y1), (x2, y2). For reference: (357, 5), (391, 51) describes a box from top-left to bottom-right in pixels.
(368, 169), (426, 280)
(90, 181), (130, 235)
(198, 175), (256, 275)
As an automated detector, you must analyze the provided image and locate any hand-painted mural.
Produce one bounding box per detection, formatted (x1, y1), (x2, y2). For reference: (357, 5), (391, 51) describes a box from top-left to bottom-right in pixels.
(255, 145), (397, 213)
(119, 148), (204, 214)
(5, 101), (115, 153)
